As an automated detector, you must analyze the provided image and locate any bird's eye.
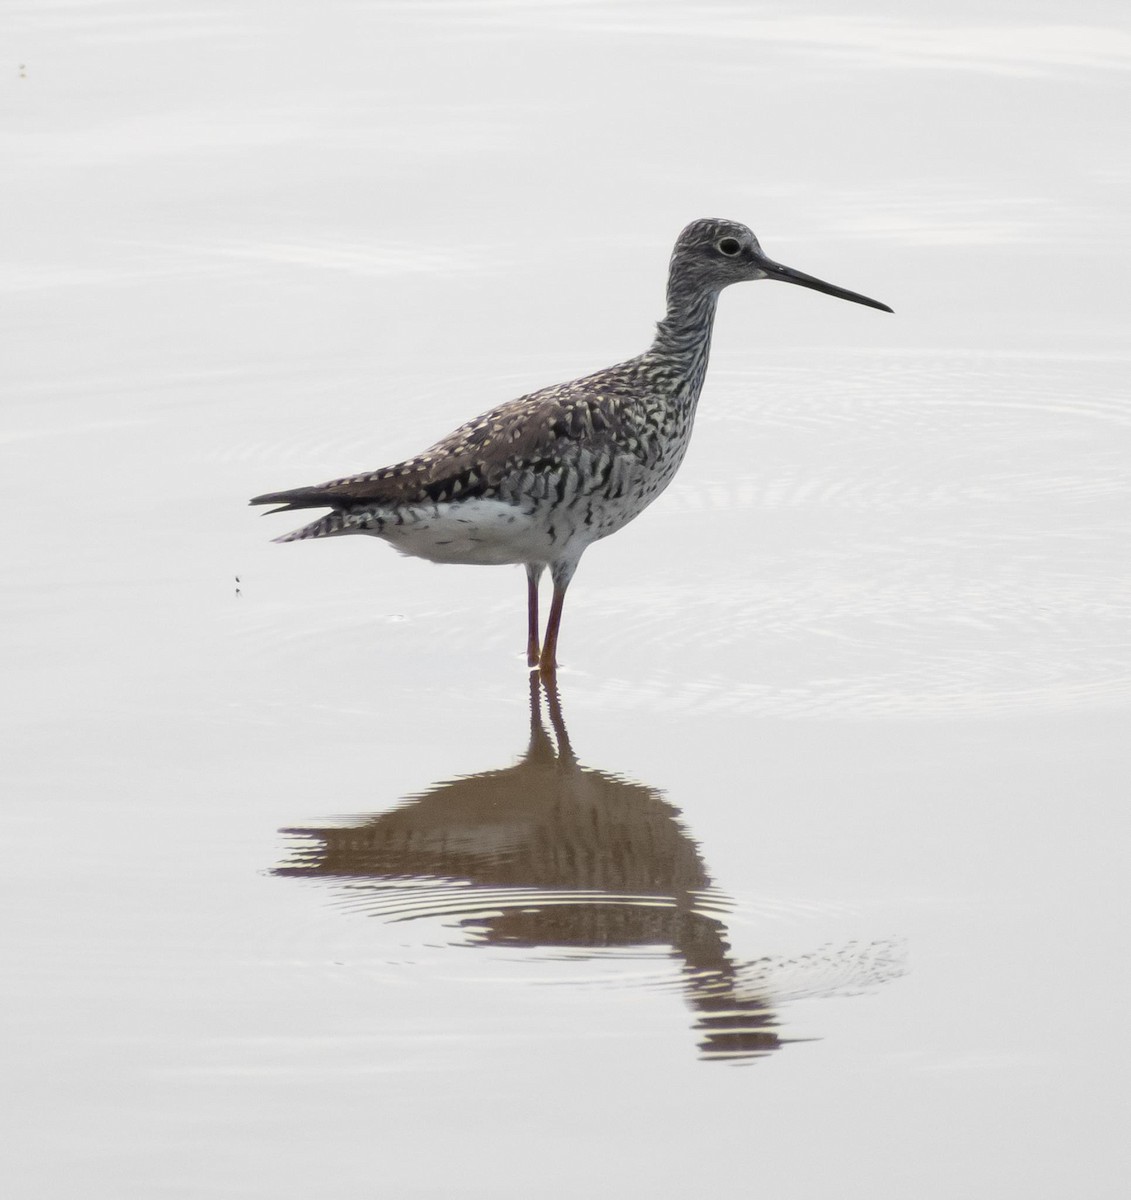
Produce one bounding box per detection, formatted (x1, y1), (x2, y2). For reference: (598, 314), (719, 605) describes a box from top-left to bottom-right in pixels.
(717, 238), (742, 256)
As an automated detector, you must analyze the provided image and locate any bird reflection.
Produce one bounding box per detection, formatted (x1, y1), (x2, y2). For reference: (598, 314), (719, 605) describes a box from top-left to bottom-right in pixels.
(274, 675), (901, 1063)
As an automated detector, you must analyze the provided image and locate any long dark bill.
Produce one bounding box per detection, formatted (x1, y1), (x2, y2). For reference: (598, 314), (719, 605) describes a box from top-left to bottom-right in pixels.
(763, 258), (893, 313)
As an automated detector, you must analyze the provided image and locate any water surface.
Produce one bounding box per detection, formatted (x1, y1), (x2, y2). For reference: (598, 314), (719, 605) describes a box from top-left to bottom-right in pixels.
(4, 1), (1130, 1196)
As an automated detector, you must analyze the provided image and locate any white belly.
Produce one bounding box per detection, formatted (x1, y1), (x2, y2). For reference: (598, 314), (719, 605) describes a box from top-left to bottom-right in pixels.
(362, 497), (577, 567)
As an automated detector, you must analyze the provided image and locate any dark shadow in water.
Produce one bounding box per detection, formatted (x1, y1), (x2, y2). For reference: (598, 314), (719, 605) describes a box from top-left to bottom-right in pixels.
(274, 675), (902, 1063)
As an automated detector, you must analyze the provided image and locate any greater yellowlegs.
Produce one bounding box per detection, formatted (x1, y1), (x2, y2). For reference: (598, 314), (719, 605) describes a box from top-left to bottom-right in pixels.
(251, 218), (892, 675)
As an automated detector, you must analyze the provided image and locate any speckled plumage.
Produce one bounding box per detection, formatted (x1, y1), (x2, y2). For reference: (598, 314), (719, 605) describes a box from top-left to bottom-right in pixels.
(251, 218), (891, 674)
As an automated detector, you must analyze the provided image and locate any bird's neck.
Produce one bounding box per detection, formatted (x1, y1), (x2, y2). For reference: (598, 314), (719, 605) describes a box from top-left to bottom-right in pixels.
(649, 285), (719, 399)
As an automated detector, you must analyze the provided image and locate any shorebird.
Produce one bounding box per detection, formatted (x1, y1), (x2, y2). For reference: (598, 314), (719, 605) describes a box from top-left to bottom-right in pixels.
(251, 218), (891, 676)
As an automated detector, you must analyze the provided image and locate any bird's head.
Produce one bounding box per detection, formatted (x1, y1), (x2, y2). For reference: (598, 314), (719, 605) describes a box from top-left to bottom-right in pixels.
(670, 218), (892, 313)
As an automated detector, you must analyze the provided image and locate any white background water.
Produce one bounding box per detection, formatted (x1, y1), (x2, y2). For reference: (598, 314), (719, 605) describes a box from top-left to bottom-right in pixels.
(5, 2), (1130, 1196)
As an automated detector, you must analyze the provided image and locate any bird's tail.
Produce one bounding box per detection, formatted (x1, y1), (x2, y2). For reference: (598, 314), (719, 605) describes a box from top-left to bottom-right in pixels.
(272, 509), (384, 543)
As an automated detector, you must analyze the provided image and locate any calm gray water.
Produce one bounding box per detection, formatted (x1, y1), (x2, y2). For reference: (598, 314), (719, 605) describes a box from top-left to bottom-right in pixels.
(5, 1), (1130, 1196)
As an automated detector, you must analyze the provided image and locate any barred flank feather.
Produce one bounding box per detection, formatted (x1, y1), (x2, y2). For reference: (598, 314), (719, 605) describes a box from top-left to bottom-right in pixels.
(272, 509), (382, 542)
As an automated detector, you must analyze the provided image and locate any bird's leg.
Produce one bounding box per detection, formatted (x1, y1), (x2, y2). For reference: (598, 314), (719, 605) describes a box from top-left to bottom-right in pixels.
(538, 558), (578, 679)
(525, 563), (544, 668)
(538, 586), (566, 679)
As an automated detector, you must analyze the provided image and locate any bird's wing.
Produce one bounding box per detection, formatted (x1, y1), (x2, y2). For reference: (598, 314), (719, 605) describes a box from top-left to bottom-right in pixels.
(249, 376), (633, 513)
